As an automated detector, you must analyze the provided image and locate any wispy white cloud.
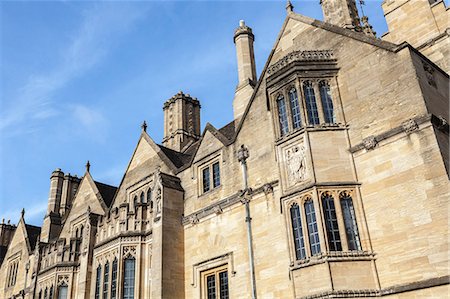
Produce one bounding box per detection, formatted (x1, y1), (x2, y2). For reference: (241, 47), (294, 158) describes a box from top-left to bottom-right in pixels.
(0, 200), (47, 225)
(70, 104), (108, 142)
(0, 3), (148, 138)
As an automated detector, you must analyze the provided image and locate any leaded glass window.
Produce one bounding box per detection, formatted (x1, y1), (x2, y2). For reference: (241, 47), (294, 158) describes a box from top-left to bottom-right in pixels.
(206, 274), (216, 299)
(95, 265), (101, 299)
(58, 285), (68, 299)
(319, 81), (335, 123)
(290, 203), (306, 260)
(289, 87), (302, 129)
(340, 193), (361, 251)
(111, 259), (117, 299)
(44, 288), (48, 299)
(212, 162), (221, 188)
(103, 262), (109, 299)
(140, 192), (145, 204)
(49, 286), (54, 299)
(219, 270), (229, 299)
(305, 199), (321, 255)
(202, 167), (211, 193)
(123, 257), (135, 299)
(303, 81), (320, 125)
(277, 94), (289, 136)
(321, 193), (342, 251)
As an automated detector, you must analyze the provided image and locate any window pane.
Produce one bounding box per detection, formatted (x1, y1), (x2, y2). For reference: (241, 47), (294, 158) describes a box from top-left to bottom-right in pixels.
(103, 262), (109, 299)
(111, 259), (117, 299)
(341, 194), (361, 251)
(202, 167), (210, 193)
(290, 203), (306, 259)
(123, 258), (135, 299)
(140, 192), (145, 204)
(44, 288), (48, 299)
(303, 81), (320, 125)
(147, 189), (152, 206)
(49, 286), (54, 299)
(321, 194), (342, 251)
(319, 81), (335, 123)
(277, 95), (289, 136)
(305, 200), (321, 255)
(58, 286), (68, 299)
(206, 274), (216, 299)
(95, 266), (101, 299)
(219, 271), (229, 299)
(289, 88), (302, 129)
(212, 162), (221, 188)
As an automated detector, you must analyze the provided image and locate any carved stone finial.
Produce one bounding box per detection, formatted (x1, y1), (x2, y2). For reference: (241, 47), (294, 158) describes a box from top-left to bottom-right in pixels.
(237, 144), (249, 163)
(189, 214), (199, 225)
(361, 16), (376, 37)
(141, 120), (148, 132)
(286, 0), (294, 13)
(21, 208), (25, 218)
(86, 160), (91, 173)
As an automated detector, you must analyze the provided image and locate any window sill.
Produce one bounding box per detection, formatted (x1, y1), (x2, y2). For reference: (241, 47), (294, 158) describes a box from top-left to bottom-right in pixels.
(276, 123), (347, 145)
(198, 185), (222, 198)
(290, 251), (375, 270)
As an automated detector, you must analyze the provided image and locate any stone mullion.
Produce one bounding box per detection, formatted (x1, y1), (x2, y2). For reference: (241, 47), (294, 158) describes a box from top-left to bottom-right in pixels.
(334, 190), (349, 252)
(313, 80), (325, 124)
(117, 248), (124, 299)
(294, 78), (307, 128)
(313, 189), (327, 255)
(330, 77), (342, 124)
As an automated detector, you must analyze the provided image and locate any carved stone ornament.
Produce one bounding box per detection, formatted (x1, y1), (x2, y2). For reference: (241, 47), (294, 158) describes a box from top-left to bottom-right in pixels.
(189, 214), (199, 225)
(155, 187), (162, 215)
(263, 183), (274, 195)
(422, 62), (436, 87)
(285, 143), (307, 184)
(437, 115), (448, 130)
(362, 136), (377, 150)
(213, 205), (223, 215)
(402, 119), (419, 134)
(268, 50), (335, 75)
(57, 275), (69, 286)
(122, 246), (137, 259)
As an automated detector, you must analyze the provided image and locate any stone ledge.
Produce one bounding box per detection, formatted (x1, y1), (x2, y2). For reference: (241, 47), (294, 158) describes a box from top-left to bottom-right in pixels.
(290, 251), (376, 270)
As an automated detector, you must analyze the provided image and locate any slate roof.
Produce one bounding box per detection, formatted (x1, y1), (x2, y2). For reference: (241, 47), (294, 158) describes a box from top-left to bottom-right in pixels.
(25, 224), (41, 251)
(94, 181), (118, 208)
(218, 120), (236, 142)
(159, 144), (193, 169)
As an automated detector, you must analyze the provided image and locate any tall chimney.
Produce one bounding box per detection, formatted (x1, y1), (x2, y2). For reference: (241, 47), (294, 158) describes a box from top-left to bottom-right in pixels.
(162, 91), (201, 152)
(320, 0), (361, 30)
(41, 168), (64, 242)
(59, 174), (81, 217)
(233, 20), (257, 120)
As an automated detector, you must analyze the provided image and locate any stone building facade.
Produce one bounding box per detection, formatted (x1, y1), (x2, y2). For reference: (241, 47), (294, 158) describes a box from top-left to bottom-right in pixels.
(1, 1), (449, 298)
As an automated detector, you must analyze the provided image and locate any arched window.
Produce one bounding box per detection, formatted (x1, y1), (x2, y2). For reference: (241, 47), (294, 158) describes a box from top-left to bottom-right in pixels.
(289, 87), (302, 129)
(80, 225), (84, 238)
(277, 94), (289, 136)
(103, 262), (109, 299)
(290, 203), (306, 260)
(319, 81), (335, 123)
(340, 192), (361, 251)
(58, 283), (68, 299)
(303, 81), (320, 125)
(44, 287), (48, 299)
(133, 195), (138, 210)
(49, 286), (54, 299)
(140, 192), (145, 204)
(95, 265), (102, 299)
(147, 189), (153, 210)
(304, 199), (321, 255)
(123, 257), (136, 299)
(321, 193), (342, 251)
(111, 258), (118, 299)
(39, 290), (42, 299)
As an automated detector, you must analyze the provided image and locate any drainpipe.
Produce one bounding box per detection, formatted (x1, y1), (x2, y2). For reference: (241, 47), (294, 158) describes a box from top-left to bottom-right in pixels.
(237, 145), (257, 299)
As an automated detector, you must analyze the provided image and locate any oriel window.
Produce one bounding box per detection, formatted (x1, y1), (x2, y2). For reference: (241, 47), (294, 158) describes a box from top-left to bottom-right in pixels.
(110, 259), (118, 299)
(289, 87), (302, 129)
(303, 81), (320, 125)
(95, 265), (101, 299)
(123, 257), (136, 299)
(305, 199), (321, 255)
(319, 81), (335, 123)
(340, 193), (361, 251)
(290, 203), (306, 260)
(322, 193), (342, 251)
(103, 262), (109, 299)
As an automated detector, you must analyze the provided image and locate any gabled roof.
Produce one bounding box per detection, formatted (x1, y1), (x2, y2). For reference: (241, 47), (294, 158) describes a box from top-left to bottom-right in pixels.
(158, 145), (192, 169)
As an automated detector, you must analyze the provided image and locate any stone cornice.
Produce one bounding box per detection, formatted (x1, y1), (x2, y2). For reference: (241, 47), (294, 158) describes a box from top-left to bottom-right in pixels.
(349, 114), (448, 154)
(297, 275), (450, 298)
(182, 180), (278, 225)
(267, 50), (336, 76)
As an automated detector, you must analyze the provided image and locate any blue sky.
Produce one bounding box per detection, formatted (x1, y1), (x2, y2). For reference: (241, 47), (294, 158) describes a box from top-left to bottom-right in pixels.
(0, 1), (390, 226)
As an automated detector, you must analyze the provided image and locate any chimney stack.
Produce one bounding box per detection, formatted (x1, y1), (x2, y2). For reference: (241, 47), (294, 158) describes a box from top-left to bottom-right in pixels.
(162, 91), (201, 152)
(41, 168), (65, 242)
(233, 20), (257, 120)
